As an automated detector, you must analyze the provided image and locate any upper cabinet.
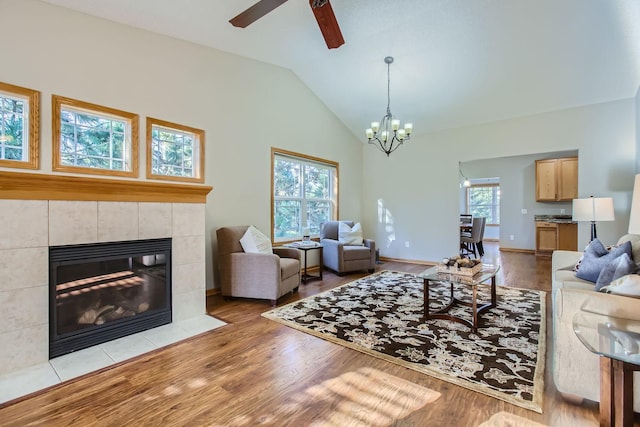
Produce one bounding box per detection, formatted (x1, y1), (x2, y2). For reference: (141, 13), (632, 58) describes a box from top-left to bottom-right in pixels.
(535, 157), (578, 202)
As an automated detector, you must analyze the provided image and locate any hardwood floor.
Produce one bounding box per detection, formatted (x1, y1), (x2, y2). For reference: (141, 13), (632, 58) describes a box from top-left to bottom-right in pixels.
(0, 243), (622, 426)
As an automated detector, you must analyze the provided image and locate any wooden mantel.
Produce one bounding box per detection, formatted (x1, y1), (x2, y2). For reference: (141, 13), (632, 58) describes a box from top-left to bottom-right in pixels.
(0, 171), (213, 203)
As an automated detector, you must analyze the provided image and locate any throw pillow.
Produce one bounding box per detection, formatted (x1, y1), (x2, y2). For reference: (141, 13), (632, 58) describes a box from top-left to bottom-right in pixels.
(338, 222), (364, 245)
(600, 274), (640, 297)
(594, 253), (638, 291)
(239, 225), (272, 254)
(575, 239), (632, 283)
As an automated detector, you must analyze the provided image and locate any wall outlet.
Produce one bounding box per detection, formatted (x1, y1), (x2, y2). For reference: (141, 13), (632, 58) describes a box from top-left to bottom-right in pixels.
(509, 234), (515, 241)
(560, 209), (566, 214)
(405, 241), (410, 248)
(521, 209), (528, 214)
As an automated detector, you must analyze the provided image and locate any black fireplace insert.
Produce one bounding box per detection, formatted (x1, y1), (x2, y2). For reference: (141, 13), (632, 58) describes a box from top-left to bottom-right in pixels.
(49, 238), (172, 358)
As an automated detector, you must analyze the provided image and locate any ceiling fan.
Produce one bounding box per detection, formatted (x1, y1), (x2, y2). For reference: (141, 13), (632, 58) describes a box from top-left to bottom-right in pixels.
(229, 0), (345, 49)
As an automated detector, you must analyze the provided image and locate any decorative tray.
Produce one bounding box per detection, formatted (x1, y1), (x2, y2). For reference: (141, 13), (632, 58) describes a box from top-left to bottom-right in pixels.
(435, 257), (482, 276)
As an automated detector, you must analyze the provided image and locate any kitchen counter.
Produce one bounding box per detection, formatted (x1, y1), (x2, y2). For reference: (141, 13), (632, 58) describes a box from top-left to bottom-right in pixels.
(534, 214), (576, 224)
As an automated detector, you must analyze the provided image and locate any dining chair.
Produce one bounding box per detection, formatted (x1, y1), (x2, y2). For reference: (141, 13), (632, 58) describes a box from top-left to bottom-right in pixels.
(460, 217), (486, 258)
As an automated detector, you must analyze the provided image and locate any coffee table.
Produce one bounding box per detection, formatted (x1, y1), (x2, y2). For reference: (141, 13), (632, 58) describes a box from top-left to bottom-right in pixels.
(418, 264), (500, 333)
(573, 311), (640, 427)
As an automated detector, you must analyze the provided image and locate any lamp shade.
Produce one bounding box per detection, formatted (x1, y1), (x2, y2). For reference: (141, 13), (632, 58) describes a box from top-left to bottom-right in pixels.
(629, 174), (640, 234)
(572, 197), (615, 222)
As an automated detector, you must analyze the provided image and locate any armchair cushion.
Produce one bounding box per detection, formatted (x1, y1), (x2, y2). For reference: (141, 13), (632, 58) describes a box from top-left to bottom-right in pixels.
(240, 225), (272, 254)
(338, 222), (363, 245)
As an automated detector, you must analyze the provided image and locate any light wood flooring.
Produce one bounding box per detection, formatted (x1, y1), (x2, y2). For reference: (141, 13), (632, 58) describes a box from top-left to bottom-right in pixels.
(0, 243), (631, 426)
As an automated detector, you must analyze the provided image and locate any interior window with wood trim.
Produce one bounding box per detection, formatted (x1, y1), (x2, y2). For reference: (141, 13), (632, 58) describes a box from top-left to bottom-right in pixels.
(52, 95), (138, 177)
(0, 82), (40, 169)
(272, 148), (338, 242)
(146, 117), (204, 183)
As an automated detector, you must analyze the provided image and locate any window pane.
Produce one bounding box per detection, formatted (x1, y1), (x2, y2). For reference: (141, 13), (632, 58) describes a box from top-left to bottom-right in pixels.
(307, 201), (331, 234)
(274, 158), (301, 198)
(59, 107), (130, 172)
(468, 186), (500, 224)
(274, 200), (301, 238)
(150, 124), (198, 178)
(304, 164), (330, 199)
(5, 147), (22, 160)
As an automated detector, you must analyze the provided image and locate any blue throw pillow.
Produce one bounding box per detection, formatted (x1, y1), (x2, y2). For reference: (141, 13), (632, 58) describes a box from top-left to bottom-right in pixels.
(575, 239), (633, 283)
(595, 253), (638, 291)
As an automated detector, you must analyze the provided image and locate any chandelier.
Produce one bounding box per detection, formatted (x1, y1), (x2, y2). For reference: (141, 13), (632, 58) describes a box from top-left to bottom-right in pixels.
(365, 56), (413, 156)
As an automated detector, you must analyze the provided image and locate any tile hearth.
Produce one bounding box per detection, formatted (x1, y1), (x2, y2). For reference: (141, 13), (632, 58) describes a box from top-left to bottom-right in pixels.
(0, 314), (226, 405)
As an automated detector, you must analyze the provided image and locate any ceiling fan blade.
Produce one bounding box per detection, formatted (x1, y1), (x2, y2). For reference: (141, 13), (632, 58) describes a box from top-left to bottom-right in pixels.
(310, 0), (344, 49)
(230, 0), (288, 28)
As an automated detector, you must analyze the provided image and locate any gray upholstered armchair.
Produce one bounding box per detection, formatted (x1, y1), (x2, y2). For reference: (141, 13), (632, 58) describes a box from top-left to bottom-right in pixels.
(320, 220), (376, 275)
(216, 226), (301, 306)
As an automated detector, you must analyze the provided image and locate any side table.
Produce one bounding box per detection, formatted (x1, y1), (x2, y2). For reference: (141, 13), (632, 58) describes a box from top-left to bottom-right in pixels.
(282, 242), (323, 284)
(573, 311), (640, 427)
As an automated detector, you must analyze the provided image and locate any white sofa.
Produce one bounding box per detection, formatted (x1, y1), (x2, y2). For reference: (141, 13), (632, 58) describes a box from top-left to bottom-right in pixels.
(552, 234), (640, 410)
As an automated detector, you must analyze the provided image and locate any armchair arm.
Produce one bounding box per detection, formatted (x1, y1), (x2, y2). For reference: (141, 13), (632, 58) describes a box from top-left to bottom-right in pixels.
(273, 247), (301, 260)
(364, 238), (376, 267)
(552, 250), (583, 273)
(320, 238), (344, 272)
(219, 252), (281, 299)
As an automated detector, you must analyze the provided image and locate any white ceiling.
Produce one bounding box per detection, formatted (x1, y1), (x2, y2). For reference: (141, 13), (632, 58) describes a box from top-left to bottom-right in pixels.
(39, 0), (640, 138)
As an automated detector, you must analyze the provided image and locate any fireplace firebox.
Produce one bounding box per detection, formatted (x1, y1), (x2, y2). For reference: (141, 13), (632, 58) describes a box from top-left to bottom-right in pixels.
(49, 238), (172, 358)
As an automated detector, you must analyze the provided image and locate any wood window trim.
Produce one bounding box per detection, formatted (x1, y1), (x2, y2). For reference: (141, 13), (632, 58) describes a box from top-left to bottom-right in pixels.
(0, 82), (40, 170)
(146, 117), (205, 184)
(52, 95), (139, 178)
(271, 147), (339, 243)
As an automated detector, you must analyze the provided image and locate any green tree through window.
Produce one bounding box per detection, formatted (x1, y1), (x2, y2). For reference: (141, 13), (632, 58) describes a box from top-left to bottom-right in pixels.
(272, 150), (338, 241)
(467, 185), (500, 225)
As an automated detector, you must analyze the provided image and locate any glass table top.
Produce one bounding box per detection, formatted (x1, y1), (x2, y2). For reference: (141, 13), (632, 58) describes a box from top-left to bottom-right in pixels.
(418, 264), (500, 286)
(573, 311), (640, 365)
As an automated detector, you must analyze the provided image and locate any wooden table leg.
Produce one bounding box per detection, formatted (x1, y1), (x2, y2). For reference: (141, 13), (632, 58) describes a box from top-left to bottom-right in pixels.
(423, 279), (430, 320)
(600, 356), (614, 427)
(471, 284), (478, 333)
(600, 357), (636, 427)
(612, 359), (634, 427)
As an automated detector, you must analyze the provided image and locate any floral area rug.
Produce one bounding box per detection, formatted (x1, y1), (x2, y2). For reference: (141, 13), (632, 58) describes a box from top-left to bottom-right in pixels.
(262, 270), (546, 413)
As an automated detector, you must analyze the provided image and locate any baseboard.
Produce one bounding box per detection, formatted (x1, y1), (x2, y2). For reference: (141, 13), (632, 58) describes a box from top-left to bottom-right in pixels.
(499, 247), (535, 254)
(379, 256), (437, 266)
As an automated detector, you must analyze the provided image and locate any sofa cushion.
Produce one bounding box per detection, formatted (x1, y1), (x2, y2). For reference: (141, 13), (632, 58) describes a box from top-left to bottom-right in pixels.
(575, 239), (632, 283)
(339, 222), (364, 245)
(617, 234), (640, 261)
(595, 253), (638, 291)
(600, 273), (640, 297)
(240, 225), (272, 254)
(555, 268), (596, 291)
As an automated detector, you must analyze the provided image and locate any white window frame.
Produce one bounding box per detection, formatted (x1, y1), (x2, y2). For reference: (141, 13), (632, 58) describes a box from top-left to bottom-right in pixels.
(52, 95), (138, 177)
(146, 117), (204, 183)
(0, 82), (40, 169)
(466, 184), (500, 225)
(271, 148), (338, 242)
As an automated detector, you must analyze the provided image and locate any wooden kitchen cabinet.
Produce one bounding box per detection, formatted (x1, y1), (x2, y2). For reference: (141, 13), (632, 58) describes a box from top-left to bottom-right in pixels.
(535, 157), (578, 201)
(535, 221), (578, 255)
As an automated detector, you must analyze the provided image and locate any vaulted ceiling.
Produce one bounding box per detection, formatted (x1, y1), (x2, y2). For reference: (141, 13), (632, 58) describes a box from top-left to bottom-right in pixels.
(39, 0), (640, 138)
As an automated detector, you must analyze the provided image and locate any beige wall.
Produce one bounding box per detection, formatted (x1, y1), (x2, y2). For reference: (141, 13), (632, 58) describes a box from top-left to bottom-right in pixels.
(0, 0), (363, 289)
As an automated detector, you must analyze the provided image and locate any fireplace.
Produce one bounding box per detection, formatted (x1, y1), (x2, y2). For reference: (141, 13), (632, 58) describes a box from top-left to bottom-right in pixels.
(49, 238), (172, 358)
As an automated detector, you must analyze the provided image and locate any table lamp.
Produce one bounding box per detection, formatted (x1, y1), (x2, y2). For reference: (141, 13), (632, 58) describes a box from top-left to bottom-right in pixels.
(572, 196), (615, 241)
(628, 174), (640, 234)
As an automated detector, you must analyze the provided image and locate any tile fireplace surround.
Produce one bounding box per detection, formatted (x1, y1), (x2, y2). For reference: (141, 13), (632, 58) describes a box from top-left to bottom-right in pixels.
(0, 172), (214, 385)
